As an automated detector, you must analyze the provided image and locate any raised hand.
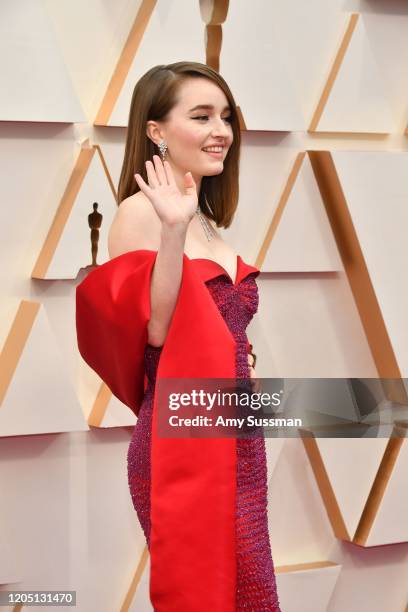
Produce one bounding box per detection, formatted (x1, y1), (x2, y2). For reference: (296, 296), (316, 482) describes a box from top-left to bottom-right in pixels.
(134, 155), (198, 229)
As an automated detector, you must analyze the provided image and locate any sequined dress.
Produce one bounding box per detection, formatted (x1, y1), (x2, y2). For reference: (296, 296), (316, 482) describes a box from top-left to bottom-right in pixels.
(127, 265), (281, 611)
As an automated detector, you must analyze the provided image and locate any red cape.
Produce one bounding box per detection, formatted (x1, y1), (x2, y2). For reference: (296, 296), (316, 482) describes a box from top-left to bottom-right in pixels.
(75, 249), (260, 610)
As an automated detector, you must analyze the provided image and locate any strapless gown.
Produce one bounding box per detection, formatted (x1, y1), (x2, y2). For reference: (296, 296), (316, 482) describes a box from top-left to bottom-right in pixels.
(127, 258), (281, 611)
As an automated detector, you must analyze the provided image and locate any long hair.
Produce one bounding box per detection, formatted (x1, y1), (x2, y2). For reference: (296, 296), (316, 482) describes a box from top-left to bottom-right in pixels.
(117, 61), (241, 228)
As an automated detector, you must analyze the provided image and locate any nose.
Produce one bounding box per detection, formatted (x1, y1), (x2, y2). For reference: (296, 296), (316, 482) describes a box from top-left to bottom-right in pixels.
(211, 117), (231, 138)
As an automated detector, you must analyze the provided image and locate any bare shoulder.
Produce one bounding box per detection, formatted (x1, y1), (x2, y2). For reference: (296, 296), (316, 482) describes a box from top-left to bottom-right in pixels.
(108, 191), (161, 259)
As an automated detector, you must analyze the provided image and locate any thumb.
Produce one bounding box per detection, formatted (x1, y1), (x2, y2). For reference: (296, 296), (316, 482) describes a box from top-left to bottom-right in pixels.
(184, 171), (196, 195)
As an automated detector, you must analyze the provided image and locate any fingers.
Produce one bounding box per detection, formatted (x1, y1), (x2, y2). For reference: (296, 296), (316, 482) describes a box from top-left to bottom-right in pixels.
(247, 350), (257, 369)
(184, 173), (198, 198)
(163, 160), (176, 186)
(152, 154), (167, 185)
(136, 156), (176, 191)
(186, 171), (197, 189)
(135, 158), (194, 203)
(134, 172), (151, 196)
(145, 160), (159, 188)
(134, 158), (164, 193)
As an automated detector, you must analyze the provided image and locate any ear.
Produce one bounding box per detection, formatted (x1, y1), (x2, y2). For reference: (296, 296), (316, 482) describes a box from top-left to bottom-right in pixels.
(146, 120), (163, 146)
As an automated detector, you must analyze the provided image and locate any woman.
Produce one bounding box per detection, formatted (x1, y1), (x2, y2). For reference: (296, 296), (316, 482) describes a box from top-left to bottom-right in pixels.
(76, 62), (280, 611)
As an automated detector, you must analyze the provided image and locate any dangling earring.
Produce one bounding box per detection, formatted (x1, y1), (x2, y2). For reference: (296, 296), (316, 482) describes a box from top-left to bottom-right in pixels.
(158, 140), (168, 161)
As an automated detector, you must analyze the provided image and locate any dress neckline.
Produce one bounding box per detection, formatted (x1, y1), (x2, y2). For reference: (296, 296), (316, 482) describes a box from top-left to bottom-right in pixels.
(123, 250), (259, 287)
(189, 254), (240, 286)
(188, 254), (259, 287)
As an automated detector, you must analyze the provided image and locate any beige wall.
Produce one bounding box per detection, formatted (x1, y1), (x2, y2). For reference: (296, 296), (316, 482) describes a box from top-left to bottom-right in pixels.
(0, 1), (407, 611)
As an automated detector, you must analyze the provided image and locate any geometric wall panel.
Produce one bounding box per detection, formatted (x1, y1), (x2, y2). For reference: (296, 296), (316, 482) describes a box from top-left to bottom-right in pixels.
(0, 301), (88, 437)
(32, 146), (117, 279)
(309, 14), (394, 134)
(330, 150), (408, 377)
(0, 427), (143, 611)
(358, 13), (408, 134)
(275, 561), (341, 612)
(85, 382), (136, 429)
(265, 438), (285, 488)
(252, 271), (378, 379)
(221, 140), (301, 267)
(123, 548), (152, 612)
(0, 0), (85, 123)
(363, 437), (407, 547)
(302, 435), (407, 547)
(220, 0), (304, 131)
(258, 153), (344, 272)
(95, 0), (205, 127)
(308, 150), (406, 379)
(303, 437), (388, 541)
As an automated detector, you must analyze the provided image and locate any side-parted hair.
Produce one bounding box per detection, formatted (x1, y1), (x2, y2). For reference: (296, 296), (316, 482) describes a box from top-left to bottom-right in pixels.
(117, 61), (241, 228)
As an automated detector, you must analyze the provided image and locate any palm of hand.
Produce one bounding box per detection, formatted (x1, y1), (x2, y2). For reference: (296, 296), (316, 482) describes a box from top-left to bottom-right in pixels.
(134, 155), (198, 226)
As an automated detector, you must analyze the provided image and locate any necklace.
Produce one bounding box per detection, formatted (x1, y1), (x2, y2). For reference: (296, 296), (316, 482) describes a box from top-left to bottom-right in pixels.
(196, 205), (217, 241)
(196, 196), (217, 241)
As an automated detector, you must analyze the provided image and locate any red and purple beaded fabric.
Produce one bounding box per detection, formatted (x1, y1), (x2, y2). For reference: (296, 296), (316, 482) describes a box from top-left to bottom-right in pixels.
(127, 270), (281, 611)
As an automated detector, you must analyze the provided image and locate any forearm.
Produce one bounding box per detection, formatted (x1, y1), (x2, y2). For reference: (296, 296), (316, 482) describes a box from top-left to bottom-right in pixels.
(147, 222), (188, 347)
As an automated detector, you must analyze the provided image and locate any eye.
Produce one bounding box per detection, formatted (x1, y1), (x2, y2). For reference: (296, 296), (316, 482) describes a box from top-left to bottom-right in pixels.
(192, 115), (233, 123)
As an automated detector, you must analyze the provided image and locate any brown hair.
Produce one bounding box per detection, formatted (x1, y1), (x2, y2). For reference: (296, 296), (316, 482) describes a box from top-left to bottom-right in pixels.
(117, 61), (241, 228)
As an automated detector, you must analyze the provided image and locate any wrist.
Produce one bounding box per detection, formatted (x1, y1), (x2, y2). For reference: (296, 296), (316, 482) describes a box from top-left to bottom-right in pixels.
(161, 220), (188, 235)
(160, 222), (188, 250)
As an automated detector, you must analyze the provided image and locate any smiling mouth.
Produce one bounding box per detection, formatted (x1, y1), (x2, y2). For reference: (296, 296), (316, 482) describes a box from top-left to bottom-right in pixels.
(202, 149), (224, 157)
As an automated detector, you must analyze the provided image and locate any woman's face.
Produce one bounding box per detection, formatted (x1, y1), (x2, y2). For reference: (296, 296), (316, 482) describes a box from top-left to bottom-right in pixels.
(149, 77), (234, 185)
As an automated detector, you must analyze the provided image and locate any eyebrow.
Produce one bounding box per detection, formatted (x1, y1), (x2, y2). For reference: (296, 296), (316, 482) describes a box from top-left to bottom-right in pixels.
(188, 104), (231, 112)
